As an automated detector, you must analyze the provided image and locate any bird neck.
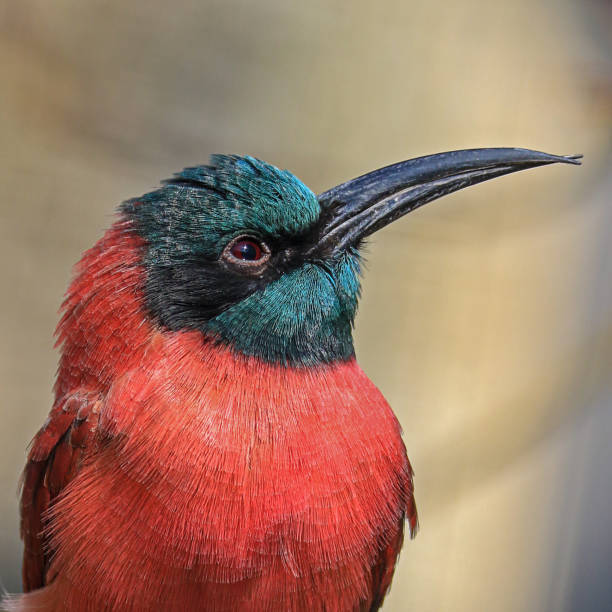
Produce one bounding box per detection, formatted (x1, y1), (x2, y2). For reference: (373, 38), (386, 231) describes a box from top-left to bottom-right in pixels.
(55, 221), (358, 397)
(55, 221), (153, 397)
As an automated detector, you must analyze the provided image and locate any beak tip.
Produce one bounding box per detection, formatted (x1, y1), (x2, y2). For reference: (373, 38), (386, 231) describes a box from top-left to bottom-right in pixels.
(564, 153), (583, 165)
(514, 149), (583, 166)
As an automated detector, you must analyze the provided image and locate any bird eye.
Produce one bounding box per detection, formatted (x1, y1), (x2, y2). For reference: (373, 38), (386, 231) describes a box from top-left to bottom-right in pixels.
(222, 235), (271, 269)
(231, 240), (262, 261)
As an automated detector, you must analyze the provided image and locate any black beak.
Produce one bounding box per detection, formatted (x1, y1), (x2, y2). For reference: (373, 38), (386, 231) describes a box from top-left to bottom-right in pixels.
(313, 148), (582, 255)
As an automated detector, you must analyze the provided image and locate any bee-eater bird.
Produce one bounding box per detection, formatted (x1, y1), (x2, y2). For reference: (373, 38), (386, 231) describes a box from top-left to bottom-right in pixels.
(8, 148), (580, 612)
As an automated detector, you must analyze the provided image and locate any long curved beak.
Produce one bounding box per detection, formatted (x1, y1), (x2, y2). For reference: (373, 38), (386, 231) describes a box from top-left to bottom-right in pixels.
(313, 148), (582, 255)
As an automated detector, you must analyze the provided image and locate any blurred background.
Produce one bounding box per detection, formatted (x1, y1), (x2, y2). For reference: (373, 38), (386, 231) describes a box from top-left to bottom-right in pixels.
(1, 0), (610, 610)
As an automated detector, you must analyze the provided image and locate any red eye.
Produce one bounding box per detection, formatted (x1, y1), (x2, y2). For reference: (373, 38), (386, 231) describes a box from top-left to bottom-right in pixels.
(230, 240), (263, 261)
(223, 236), (271, 270)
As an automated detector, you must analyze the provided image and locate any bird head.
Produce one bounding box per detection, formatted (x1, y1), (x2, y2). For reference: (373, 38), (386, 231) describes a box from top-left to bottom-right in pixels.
(122, 149), (580, 366)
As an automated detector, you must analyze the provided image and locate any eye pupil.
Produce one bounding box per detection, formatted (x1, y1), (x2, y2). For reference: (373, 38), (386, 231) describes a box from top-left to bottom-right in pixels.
(223, 236), (270, 268)
(230, 240), (262, 261)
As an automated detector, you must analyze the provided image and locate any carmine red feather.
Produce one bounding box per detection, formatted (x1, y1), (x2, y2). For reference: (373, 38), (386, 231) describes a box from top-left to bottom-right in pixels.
(12, 222), (416, 611)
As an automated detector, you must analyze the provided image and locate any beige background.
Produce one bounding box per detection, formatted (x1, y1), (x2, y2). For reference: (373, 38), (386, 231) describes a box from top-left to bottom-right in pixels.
(1, 1), (611, 610)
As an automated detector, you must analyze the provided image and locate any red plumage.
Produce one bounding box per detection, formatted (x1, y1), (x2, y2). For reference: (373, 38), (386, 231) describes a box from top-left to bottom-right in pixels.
(15, 222), (416, 611)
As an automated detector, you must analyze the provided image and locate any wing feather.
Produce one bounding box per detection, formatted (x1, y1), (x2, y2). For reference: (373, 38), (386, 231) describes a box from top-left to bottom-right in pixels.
(20, 392), (101, 592)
